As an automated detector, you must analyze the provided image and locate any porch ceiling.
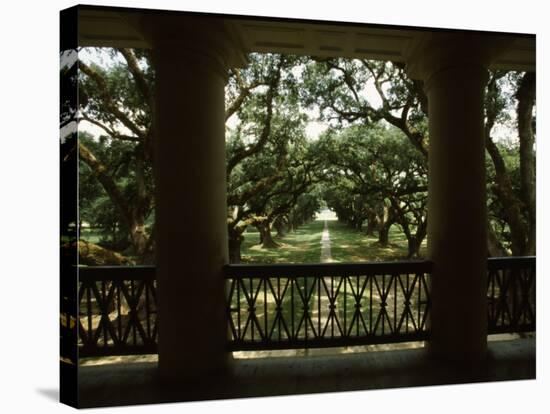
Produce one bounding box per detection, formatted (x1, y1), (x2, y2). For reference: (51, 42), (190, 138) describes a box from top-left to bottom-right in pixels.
(77, 6), (535, 71)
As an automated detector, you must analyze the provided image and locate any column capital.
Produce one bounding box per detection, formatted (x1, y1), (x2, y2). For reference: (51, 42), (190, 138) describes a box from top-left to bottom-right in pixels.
(423, 64), (489, 97)
(405, 32), (513, 84)
(134, 14), (248, 76)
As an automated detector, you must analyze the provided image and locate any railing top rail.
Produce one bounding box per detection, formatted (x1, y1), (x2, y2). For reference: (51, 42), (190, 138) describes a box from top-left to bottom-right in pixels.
(76, 256), (535, 281)
(487, 256), (535, 270)
(224, 260), (433, 278)
(78, 265), (156, 282)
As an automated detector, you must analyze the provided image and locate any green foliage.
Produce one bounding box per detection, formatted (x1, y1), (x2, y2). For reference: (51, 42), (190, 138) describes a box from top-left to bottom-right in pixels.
(79, 131), (154, 252)
(486, 141), (524, 253)
(301, 58), (427, 139)
(312, 123), (427, 256)
(79, 48), (154, 134)
(226, 53), (323, 258)
(78, 47), (534, 263)
(485, 70), (536, 255)
(78, 48), (155, 261)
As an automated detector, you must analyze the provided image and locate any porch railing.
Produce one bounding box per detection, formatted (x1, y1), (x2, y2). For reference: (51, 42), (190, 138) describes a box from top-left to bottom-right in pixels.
(224, 261), (432, 351)
(78, 266), (157, 357)
(487, 256), (536, 334)
(77, 256), (535, 357)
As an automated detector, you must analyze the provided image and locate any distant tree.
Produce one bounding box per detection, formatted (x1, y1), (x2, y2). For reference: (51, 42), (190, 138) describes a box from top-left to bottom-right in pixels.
(317, 124), (427, 258)
(78, 48), (155, 262)
(79, 50), (321, 264)
(282, 191), (323, 235)
(302, 59), (429, 156)
(79, 131), (153, 253)
(78, 48), (535, 264)
(245, 134), (320, 248)
(485, 71), (536, 255)
(225, 53), (321, 262)
(302, 58), (429, 255)
(303, 58), (535, 257)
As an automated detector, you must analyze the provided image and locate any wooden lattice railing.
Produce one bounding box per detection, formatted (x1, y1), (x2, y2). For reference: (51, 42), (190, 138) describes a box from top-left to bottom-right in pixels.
(224, 261), (432, 351)
(78, 266), (157, 357)
(77, 257), (535, 357)
(487, 256), (535, 334)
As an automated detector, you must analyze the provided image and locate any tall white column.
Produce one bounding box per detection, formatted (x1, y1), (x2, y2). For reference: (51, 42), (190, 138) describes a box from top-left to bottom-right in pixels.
(407, 34), (511, 361)
(145, 17), (243, 380)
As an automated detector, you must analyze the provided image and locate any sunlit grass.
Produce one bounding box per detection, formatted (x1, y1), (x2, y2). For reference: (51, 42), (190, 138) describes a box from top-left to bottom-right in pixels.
(241, 220), (325, 263)
(241, 219), (427, 264)
(329, 221), (427, 262)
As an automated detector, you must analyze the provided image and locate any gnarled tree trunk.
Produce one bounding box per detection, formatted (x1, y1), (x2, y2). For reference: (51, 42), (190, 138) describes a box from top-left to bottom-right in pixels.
(79, 142), (150, 261)
(228, 227), (245, 264)
(377, 205), (393, 247)
(273, 215), (288, 238)
(256, 222), (279, 249)
(378, 221), (392, 247)
(228, 235), (244, 263)
(407, 219), (427, 259)
(364, 209), (378, 236)
(485, 72), (535, 256)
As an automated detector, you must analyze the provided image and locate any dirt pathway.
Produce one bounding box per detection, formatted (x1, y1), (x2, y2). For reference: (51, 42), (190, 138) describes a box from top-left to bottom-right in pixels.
(320, 220), (333, 263)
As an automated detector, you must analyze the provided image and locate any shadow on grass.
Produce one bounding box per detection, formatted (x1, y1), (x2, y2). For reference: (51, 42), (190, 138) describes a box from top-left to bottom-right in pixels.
(242, 220), (325, 264)
(241, 220), (426, 264)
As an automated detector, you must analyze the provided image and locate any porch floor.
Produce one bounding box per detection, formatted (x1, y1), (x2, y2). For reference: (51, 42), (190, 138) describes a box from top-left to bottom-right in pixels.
(78, 337), (535, 408)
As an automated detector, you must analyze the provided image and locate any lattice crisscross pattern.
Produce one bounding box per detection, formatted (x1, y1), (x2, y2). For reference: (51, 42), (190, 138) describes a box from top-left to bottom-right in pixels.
(487, 257), (535, 334)
(225, 262), (432, 350)
(75, 257), (534, 358)
(78, 266), (158, 357)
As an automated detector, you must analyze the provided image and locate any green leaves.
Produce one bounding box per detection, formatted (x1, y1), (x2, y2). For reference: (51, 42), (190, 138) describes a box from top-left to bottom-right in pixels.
(226, 53), (322, 231)
(316, 123), (427, 253)
(78, 48), (155, 261)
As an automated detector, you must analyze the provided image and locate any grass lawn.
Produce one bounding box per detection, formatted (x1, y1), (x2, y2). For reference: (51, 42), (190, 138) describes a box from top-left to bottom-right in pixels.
(241, 219), (427, 264)
(329, 220), (427, 262)
(234, 219), (429, 349)
(241, 220), (325, 263)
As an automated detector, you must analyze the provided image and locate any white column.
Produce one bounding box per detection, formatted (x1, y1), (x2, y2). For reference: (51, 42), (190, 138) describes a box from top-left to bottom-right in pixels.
(146, 17), (243, 380)
(407, 33), (511, 361)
